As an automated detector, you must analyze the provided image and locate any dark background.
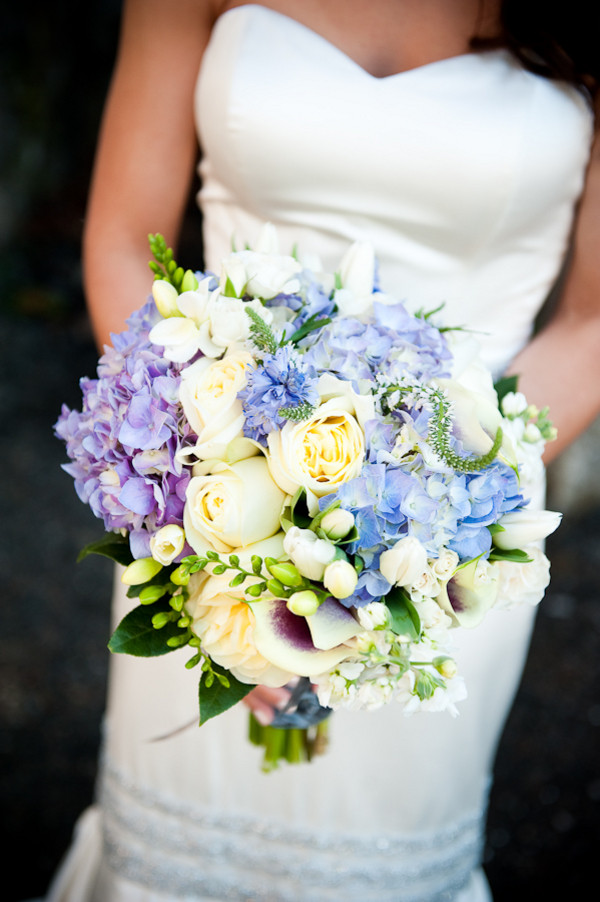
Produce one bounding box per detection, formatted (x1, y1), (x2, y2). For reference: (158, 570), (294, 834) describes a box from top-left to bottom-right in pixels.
(1, 3), (599, 900)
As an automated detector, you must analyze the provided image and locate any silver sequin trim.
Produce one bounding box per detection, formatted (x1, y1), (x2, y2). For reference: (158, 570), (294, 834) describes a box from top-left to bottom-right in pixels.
(100, 759), (485, 901)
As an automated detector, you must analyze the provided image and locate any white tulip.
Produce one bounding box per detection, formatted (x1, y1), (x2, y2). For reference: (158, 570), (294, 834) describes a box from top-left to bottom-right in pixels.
(323, 559), (359, 599)
(319, 508), (355, 540)
(493, 509), (562, 550)
(379, 536), (429, 588)
(283, 526), (336, 581)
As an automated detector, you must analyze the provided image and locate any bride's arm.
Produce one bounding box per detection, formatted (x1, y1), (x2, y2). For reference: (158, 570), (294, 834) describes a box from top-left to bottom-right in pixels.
(507, 134), (600, 464)
(83, 0), (214, 350)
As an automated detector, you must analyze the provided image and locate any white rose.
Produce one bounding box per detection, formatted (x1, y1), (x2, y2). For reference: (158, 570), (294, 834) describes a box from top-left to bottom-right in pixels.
(179, 350), (254, 460)
(323, 559), (359, 599)
(379, 536), (429, 588)
(266, 396), (366, 511)
(430, 548), (460, 582)
(282, 526), (336, 580)
(184, 456), (286, 554)
(186, 572), (293, 687)
(493, 509), (562, 550)
(410, 565), (440, 599)
(494, 546), (551, 609)
(149, 524), (186, 565)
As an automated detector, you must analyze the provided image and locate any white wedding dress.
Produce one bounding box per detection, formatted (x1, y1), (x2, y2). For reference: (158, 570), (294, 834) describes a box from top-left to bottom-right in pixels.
(47, 6), (593, 902)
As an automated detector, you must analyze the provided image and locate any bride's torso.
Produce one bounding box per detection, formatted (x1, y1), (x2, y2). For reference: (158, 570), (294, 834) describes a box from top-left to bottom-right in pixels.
(195, 3), (593, 376)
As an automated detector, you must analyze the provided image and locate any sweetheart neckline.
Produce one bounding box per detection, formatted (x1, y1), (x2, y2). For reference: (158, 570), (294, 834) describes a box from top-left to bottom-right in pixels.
(213, 3), (508, 82)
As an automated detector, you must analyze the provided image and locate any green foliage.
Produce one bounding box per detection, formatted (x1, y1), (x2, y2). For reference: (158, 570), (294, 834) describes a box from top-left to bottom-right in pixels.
(494, 373), (519, 405)
(148, 233), (197, 292)
(386, 588), (421, 641)
(77, 532), (133, 567)
(108, 600), (185, 656)
(245, 306), (279, 355)
(198, 663), (253, 725)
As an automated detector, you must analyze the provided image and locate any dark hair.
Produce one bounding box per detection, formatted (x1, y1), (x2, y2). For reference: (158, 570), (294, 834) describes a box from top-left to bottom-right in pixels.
(473, 1), (600, 99)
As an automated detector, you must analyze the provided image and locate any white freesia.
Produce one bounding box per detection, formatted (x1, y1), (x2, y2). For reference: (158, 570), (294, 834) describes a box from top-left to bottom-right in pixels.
(184, 456), (286, 555)
(148, 316), (202, 363)
(151, 279), (180, 318)
(206, 295), (273, 355)
(323, 559), (359, 599)
(379, 536), (429, 587)
(149, 524), (186, 565)
(282, 526), (336, 581)
(493, 508), (562, 550)
(179, 350), (254, 461)
(219, 247), (302, 300)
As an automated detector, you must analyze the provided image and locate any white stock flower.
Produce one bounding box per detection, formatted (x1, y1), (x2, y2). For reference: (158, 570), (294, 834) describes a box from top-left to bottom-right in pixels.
(355, 602), (389, 631)
(379, 536), (429, 588)
(282, 526), (336, 581)
(493, 509), (562, 550)
(179, 350), (254, 460)
(501, 391), (529, 417)
(184, 456), (286, 555)
(149, 524), (186, 565)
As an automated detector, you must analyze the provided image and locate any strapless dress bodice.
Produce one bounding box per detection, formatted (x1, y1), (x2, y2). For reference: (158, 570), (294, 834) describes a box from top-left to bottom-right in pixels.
(195, 3), (593, 375)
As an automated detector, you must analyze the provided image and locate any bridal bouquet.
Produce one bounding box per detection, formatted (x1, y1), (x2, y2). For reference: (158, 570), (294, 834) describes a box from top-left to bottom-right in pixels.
(55, 225), (560, 767)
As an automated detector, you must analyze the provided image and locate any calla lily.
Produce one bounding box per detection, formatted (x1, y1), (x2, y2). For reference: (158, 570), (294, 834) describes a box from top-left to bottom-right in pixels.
(435, 559), (499, 628)
(249, 596), (358, 676)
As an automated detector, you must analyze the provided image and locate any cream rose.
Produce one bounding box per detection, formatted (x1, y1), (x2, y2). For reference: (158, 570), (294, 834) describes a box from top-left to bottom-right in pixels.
(185, 572), (293, 686)
(266, 397), (366, 510)
(184, 456), (286, 555)
(179, 350), (255, 460)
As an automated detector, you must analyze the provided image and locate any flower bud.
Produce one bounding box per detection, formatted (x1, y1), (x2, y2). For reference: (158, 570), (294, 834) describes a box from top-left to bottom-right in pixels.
(379, 536), (428, 588)
(265, 560), (303, 587)
(266, 578), (286, 597)
(121, 557), (163, 586)
(286, 590), (320, 617)
(152, 279), (181, 318)
(433, 656), (458, 679)
(323, 559), (358, 599)
(492, 509), (562, 550)
(170, 565), (190, 586)
(149, 524), (186, 566)
(139, 585), (167, 605)
(320, 508), (355, 540)
(181, 269), (199, 293)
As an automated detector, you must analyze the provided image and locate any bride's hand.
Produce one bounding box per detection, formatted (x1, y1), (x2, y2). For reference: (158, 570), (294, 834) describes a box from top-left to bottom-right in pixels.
(243, 685), (291, 726)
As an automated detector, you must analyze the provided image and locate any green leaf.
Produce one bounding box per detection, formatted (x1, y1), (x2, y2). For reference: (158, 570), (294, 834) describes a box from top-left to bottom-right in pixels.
(289, 313), (332, 346)
(108, 600), (184, 656)
(494, 374), (519, 405)
(386, 588), (421, 641)
(198, 663), (253, 725)
(289, 487), (312, 529)
(77, 532), (133, 567)
(488, 547), (533, 563)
